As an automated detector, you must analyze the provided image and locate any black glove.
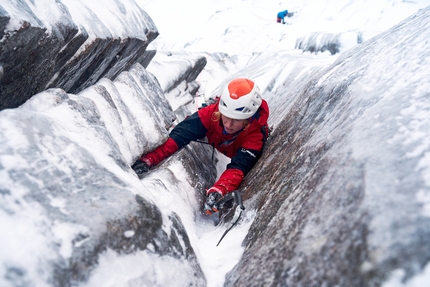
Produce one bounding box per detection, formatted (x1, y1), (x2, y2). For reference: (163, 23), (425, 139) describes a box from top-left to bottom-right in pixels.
(204, 192), (223, 215)
(132, 160), (150, 175)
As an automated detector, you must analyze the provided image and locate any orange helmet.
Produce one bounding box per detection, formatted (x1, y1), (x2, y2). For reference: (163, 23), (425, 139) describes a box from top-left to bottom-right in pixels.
(219, 78), (262, 119)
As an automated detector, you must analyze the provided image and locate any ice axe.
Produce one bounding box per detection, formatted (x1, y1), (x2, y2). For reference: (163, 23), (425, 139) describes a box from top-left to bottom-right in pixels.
(216, 190), (245, 247)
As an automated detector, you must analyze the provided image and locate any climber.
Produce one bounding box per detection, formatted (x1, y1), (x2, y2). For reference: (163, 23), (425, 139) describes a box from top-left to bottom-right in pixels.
(131, 78), (270, 215)
(277, 10), (293, 24)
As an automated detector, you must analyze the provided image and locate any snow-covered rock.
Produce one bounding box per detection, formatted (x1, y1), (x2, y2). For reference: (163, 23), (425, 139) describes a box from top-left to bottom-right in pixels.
(0, 62), (216, 286)
(0, 0), (158, 110)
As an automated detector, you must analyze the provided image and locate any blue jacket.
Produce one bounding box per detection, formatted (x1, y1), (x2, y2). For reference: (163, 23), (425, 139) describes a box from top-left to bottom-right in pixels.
(277, 10), (289, 19)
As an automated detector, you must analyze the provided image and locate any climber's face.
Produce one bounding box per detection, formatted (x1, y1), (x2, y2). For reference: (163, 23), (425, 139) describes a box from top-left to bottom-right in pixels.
(221, 115), (248, 134)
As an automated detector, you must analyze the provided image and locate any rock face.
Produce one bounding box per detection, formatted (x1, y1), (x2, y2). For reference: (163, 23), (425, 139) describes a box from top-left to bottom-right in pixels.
(0, 1), (212, 286)
(225, 7), (430, 287)
(147, 51), (208, 95)
(0, 2), (212, 286)
(0, 62), (212, 287)
(295, 31), (361, 55)
(0, 0), (158, 110)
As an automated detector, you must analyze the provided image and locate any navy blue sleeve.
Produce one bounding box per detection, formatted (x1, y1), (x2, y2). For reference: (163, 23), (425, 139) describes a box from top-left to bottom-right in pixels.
(169, 112), (208, 148)
(227, 148), (263, 175)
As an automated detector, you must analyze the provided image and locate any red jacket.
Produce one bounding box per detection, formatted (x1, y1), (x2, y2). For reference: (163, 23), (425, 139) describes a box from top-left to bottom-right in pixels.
(141, 99), (270, 195)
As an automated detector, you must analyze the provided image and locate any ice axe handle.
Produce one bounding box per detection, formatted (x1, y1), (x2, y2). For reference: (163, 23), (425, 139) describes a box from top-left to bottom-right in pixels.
(232, 190), (245, 210)
(215, 190), (245, 247)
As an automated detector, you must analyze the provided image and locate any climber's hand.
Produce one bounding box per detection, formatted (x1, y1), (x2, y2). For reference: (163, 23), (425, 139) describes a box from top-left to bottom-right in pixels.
(204, 190), (223, 215)
(132, 160), (150, 175)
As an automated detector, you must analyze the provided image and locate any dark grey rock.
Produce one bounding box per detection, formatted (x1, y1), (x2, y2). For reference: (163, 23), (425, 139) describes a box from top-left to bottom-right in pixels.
(0, 2), (159, 111)
(295, 31), (361, 55)
(296, 32), (341, 55)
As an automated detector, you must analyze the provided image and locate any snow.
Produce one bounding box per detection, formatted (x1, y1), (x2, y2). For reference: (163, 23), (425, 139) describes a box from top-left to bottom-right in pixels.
(81, 249), (199, 287)
(382, 263), (430, 287)
(138, 0), (430, 55)
(1, 0), (429, 286)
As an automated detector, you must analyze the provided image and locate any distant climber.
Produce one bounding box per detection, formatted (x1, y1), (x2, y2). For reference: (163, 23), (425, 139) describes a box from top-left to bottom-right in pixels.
(277, 10), (294, 24)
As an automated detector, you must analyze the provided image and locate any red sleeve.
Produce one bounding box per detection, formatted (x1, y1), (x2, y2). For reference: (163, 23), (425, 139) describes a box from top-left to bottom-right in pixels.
(140, 137), (179, 167)
(207, 168), (244, 195)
